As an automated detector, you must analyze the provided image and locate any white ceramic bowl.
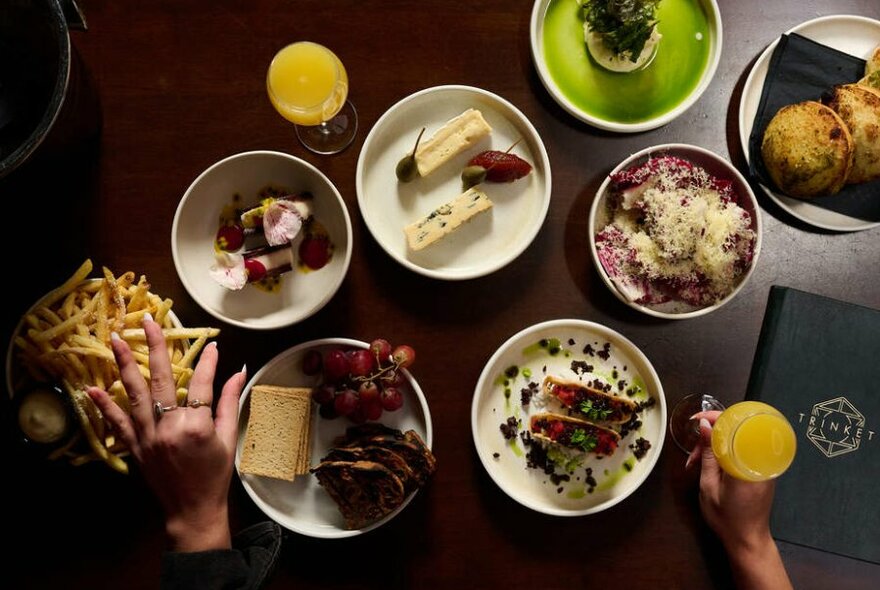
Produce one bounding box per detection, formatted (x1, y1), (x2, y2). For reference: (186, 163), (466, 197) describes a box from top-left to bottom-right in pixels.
(356, 85), (551, 280)
(235, 338), (433, 538)
(472, 319), (666, 516)
(171, 151), (352, 330)
(530, 0), (723, 132)
(588, 144), (762, 319)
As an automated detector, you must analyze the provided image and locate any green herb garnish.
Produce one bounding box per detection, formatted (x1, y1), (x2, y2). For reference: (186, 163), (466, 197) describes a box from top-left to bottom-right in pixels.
(570, 428), (598, 452)
(582, 0), (660, 63)
(579, 399), (613, 421)
(547, 446), (586, 472)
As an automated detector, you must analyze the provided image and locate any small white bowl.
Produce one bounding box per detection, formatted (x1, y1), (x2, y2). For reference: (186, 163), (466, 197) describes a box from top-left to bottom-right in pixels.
(588, 144), (762, 319)
(530, 0), (722, 132)
(171, 151), (352, 330)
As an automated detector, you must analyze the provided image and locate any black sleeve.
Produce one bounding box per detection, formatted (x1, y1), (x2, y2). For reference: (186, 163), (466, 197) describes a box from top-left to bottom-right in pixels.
(160, 522), (282, 590)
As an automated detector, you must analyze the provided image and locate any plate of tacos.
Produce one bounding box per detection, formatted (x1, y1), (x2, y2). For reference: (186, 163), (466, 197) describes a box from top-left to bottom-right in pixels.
(471, 319), (666, 515)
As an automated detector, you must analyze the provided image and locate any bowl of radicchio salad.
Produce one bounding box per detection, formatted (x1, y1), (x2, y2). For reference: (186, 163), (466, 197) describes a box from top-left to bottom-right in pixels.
(589, 144), (761, 319)
(471, 319), (666, 516)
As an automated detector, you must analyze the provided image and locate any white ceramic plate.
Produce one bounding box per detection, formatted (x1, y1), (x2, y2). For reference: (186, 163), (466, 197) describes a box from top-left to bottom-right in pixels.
(172, 151), (353, 329)
(472, 320), (666, 516)
(6, 278), (182, 399)
(356, 85), (551, 280)
(738, 15), (880, 232)
(235, 338), (433, 538)
(530, 0), (722, 132)
(588, 144), (762, 320)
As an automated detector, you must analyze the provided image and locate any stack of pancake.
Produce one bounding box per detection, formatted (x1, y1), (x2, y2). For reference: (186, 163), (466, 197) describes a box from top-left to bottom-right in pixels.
(760, 44), (880, 198)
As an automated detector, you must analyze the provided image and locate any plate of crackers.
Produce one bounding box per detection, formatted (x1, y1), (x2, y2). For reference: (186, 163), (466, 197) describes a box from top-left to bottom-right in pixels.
(235, 338), (434, 538)
(6, 259), (220, 473)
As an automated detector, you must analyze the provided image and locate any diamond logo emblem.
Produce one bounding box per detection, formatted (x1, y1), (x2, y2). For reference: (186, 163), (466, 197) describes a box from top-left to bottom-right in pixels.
(807, 397), (865, 458)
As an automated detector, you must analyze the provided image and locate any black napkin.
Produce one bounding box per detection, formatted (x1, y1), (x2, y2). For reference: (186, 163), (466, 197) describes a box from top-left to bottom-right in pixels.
(748, 33), (880, 222)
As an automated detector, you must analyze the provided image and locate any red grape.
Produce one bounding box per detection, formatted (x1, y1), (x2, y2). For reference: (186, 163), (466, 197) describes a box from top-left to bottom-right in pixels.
(349, 349), (376, 377)
(380, 387), (404, 411)
(392, 344), (416, 368)
(319, 402), (338, 419)
(312, 384), (335, 405)
(370, 338), (392, 361)
(358, 380), (380, 403)
(302, 349), (322, 376)
(362, 397), (383, 421)
(333, 389), (359, 416)
(323, 349), (350, 383)
(381, 370), (405, 388)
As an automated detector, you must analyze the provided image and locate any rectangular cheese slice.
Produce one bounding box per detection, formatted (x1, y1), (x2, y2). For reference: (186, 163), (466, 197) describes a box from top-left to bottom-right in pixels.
(414, 108), (492, 177)
(404, 188), (493, 251)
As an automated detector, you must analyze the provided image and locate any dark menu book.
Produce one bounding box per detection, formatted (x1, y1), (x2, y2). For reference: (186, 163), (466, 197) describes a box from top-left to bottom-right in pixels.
(745, 286), (880, 564)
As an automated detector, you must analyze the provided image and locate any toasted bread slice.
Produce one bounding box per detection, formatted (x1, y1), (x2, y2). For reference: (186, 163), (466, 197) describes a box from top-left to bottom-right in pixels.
(826, 84), (880, 184)
(311, 460), (405, 529)
(239, 385), (312, 481)
(530, 413), (621, 457)
(542, 375), (637, 424)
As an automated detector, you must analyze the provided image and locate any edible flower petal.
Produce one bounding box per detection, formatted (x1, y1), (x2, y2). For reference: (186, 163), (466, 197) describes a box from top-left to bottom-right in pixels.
(209, 251), (247, 290)
(263, 200), (310, 246)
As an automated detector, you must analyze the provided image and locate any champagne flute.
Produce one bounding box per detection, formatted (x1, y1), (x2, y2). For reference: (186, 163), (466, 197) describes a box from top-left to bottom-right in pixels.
(671, 394), (797, 481)
(267, 41), (357, 154)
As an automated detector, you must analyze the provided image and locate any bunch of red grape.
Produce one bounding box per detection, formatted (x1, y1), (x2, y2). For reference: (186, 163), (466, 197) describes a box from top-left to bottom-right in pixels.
(304, 339), (416, 423)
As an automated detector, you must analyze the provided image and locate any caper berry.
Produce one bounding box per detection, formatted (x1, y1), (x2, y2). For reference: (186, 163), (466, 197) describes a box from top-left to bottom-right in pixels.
(461, 165), (487, 189)
(396, 127), (426, 183)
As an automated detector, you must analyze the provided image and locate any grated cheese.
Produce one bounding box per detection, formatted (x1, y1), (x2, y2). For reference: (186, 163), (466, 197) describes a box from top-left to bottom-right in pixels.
(596, 157), (755, 306)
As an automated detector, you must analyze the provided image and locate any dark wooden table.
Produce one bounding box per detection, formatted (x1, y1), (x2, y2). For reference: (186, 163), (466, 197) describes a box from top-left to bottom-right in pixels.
(3, 1), (878, 588)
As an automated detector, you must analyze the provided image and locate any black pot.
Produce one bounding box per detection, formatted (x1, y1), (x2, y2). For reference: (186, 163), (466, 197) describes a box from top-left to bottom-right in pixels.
(0, 0), (93, 178)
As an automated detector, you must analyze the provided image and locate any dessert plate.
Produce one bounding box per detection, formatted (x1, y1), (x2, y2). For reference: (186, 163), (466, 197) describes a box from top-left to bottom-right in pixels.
(235, 338), (432, 538)
(738, 15), (880, 232)
(356, 85), (551, 280)
(472, 320), (666, 516)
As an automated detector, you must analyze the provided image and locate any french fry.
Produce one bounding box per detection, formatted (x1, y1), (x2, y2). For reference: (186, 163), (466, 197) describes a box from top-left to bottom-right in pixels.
(12, 261), (219, 474)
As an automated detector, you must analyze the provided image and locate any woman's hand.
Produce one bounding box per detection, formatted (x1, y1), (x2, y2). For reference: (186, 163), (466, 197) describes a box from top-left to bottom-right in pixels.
(87, 314), (246, 553)
(687, 410), (793, 590)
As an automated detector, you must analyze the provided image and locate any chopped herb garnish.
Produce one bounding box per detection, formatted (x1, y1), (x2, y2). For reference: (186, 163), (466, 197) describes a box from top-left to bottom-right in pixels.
(579, 399), (612, 421)
(582, 0), (661, 63)
(570, 428), (598, 452)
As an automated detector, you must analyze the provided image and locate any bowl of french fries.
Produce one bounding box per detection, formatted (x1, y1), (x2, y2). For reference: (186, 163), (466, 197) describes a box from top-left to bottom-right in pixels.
(6, 259), (219, 473)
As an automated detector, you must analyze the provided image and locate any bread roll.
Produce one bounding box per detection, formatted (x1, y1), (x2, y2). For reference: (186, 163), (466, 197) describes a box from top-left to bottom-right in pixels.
(826, 84), (880, 184)
(761, 101), (854, 198)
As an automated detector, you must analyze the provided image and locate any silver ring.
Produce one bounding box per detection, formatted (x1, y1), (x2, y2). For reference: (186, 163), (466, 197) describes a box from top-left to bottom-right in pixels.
(153, 401), (179, 421)
(187, 399), (210, 409)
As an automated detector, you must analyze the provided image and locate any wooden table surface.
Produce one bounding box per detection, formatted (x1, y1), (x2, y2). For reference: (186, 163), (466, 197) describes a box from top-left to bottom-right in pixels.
(2, 1), (878, 588)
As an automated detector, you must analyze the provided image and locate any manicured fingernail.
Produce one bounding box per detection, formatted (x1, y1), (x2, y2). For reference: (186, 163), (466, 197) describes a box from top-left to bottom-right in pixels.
(241, 363), (247, 377)
(207, 341), (217, 350)
(143, 312), (154, 323)
(700, 418), (711, 430)
(110, 331), (120, 341)
(685, 454), (693, 469)
(689, 413), (700, 420)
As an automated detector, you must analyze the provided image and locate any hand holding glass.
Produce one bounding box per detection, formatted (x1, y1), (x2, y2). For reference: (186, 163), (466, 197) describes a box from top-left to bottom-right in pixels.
(267, 42), (357, 154)
(671, 395), (796, 481)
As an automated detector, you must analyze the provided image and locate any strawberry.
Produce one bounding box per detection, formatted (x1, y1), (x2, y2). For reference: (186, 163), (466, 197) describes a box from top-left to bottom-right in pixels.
(467, 150), (532, 182)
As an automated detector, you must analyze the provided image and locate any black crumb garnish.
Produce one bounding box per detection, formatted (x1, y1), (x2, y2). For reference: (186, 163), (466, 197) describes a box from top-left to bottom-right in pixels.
(624, 462), (633, 472)
(571, 360), (594, 375)
(568, 338), (576, 346)
(619, 413), (643, 439)
(612, 368), (619, 380)
(588, 378), (613, 393)
(583, 344), (595, 356)
(557, 487), (564, 494)
(585, 468), (597, 493)
(629, 437), (652, 460)
(520, 381), (540, 406)
(636, 398), (656, 413)
(597, 342), (611, 360)
(499, 416), (519, 440)
(520, 429), (533, 447)
(542, 365), (547, 374)
(550, 472), (571, 486)
(618, 379), (627, 392)
(526, 442), (555, 474)
(493, 452), (500, 459)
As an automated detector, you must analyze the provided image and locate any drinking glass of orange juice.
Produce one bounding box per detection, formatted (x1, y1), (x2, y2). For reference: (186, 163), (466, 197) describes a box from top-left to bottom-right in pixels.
(670, 395), (796, 481)
(267, 41), (357, 154)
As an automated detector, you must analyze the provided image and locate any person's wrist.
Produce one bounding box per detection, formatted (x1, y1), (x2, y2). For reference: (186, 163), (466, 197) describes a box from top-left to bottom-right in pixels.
(722, 528), (775, 564)
(165, 503), (231, 553)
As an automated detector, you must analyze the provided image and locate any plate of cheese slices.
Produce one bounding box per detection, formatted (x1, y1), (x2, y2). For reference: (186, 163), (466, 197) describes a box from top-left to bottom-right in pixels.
(356, 85), (552, 280)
